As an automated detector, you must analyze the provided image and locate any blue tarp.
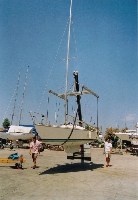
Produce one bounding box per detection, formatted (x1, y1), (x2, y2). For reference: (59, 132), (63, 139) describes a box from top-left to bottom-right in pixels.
(8, 153), (19, 160)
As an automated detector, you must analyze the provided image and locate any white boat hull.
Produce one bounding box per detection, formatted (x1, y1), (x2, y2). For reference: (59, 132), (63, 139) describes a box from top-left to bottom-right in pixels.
(35, 124), (99, 153)
(115, 133), (131, 141)
(0, 125), (34, 140)
(35, 124), (98, 146)
(115, 132), (138, 141)
(0, 132), (34, 140)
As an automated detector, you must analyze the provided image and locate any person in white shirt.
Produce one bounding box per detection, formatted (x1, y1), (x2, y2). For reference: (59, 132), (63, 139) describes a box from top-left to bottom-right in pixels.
(104, 138), (112, 167)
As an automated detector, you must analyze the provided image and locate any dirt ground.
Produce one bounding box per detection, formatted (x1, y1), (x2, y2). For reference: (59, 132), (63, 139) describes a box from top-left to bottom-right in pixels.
(0, 147), (138, 200)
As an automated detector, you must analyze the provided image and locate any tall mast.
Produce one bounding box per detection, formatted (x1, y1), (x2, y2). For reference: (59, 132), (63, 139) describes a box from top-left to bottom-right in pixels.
(19, 66), (29, 124)
(64, 0), (72, 124)
(11, 68), (21, 125)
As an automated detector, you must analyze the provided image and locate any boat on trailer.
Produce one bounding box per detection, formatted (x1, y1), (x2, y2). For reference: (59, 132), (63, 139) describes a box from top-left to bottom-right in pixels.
(34, 0), (100, 160)
(115, 123), (138, 142)
(114, 123), (138, 155)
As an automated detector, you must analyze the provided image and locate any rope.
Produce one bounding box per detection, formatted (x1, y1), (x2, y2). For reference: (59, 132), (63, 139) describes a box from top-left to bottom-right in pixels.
(56, 82), (74, 93)
(61, 111), (77, 146)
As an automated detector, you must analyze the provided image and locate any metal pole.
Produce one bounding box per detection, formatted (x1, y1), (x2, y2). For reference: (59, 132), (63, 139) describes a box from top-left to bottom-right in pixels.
(64, 0), (72, 124)
(11, 68), (21, 125)
(80, 144), (84, 164)
(97, 98), (98, 136)
(121, 139), (123, 154)
(19, 66), (29, 124)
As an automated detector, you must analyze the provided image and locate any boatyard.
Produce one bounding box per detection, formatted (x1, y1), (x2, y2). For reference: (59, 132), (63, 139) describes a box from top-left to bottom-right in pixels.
(0, 0), (137, 199)
(0, 147), (137, 200)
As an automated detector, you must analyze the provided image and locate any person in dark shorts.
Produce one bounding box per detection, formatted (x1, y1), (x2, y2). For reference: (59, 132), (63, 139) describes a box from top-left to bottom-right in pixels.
(104, 138), (112, 167)
(29, 136), (40, 169)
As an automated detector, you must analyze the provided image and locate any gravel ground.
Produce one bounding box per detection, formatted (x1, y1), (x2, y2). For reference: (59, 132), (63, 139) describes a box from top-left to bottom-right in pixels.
(0, 147), (138, 200)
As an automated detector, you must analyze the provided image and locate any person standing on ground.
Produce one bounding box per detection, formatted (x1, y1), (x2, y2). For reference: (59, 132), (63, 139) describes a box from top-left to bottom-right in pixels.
(29, 136), (40, 169)
(104, 138), (112, 167)
(9, 140), (13, 150)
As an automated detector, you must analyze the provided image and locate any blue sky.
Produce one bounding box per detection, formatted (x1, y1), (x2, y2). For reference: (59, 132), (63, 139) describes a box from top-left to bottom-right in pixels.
(0, 0), (137, 133)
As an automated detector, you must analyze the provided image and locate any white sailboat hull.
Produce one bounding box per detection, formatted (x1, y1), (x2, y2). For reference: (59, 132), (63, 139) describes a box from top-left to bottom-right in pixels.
(0, 132), (34, 140)
(0, 125), (34, 140)
(35, 124), (98, 146)
(115, 133), (131, 141)
(115, 132), (138, 141)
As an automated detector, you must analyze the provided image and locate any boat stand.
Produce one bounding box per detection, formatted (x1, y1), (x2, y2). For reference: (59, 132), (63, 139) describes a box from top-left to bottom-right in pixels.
(67, 145), (91, 162)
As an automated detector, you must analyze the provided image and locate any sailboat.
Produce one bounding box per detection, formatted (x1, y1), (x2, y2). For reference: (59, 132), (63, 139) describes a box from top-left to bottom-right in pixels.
(0, 125), (34, 140)
(35, 0), (100, 156)
(114, 122), (138, 143)
(0, 67), (35, 141)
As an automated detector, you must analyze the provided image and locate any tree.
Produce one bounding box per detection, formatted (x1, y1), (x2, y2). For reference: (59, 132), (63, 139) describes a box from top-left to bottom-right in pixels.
(104, 127), (119, 140)
(2, 118), (10, 129)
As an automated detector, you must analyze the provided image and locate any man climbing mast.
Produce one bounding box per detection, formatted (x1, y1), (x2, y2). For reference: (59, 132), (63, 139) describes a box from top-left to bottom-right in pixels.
(73, 71), (82, 127)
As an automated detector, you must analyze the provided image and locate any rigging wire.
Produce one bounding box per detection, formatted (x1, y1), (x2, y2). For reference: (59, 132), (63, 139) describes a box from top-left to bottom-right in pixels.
(19, 66), (29, 124)
(28, 111), (36, 124)
(37, 18), (70, 113)
(72, 19), (85, 84)
(1, 69), (22, 125)
(11, 68), (22, 125)
(55, 99), (58, 125)
(46, 95), (49, 125)
(54, 100), (61, 125)
(2, 89), (16, 125)
(72, 20), (79, 65)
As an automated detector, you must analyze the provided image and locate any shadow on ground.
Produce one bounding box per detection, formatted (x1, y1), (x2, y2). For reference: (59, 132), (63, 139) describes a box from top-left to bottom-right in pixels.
(0, 166), (27, 170)
(39, 162), (104, 175)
